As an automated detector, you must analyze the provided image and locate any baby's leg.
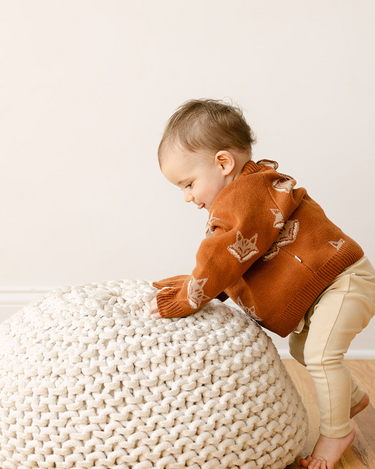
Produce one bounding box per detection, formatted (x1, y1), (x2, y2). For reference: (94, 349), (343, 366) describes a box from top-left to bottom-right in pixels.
(299, 262), (375, 468)
(350, 393), (370, 419)
(349, 375), (369, 418)
(289, 322), (370, 469)
(289, 327), (368, 418)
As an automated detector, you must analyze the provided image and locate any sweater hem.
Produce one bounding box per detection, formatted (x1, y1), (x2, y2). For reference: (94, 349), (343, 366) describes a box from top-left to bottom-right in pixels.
(272, 243), (364, 337)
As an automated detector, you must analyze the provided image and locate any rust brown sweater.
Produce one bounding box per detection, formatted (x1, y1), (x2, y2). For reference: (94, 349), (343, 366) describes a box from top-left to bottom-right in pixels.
(153, 160), (364, 337)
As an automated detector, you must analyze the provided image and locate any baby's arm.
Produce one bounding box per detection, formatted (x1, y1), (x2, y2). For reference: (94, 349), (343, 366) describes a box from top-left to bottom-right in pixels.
(149, 276), (227, 320)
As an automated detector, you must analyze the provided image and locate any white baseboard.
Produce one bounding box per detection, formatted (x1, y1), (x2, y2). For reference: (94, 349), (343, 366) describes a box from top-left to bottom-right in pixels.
(226, 299), (375, 360)
(267, 330), (375, 360)
(0, 287), (52, 303)
(0, 288), (53, 324)
(1, 289), (375, 359)
(277, 349), (375, 360)
(268, 326), (375, 360)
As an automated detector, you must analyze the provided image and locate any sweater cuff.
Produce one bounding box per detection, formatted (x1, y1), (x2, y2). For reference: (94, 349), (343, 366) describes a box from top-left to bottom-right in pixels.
(156, 288), (192, 318)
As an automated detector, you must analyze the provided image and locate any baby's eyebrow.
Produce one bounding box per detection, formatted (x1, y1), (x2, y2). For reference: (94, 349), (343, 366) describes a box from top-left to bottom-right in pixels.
(177, 179), (189, 186)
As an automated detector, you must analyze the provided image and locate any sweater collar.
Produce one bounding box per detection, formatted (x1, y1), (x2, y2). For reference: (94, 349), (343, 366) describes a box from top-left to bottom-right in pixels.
(239, 159), (279, 178)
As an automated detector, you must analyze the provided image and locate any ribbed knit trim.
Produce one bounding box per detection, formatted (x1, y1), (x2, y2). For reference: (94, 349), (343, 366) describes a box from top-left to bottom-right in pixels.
(275, 243), (364, 337)
(240, 160), (262, 177)
(156, 287), (187, 318)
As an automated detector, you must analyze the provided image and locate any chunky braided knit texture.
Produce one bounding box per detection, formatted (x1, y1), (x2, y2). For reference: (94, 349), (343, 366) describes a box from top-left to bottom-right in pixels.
(0, 279), (308, 469)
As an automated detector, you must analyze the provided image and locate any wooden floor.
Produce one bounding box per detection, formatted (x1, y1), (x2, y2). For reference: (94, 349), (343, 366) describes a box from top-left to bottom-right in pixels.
(283, 359), (375, 469)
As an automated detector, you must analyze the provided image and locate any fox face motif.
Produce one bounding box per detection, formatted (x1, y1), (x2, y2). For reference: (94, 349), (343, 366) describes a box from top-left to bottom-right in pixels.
(329, 239), (345, 251)
(227, 231), (259, 263)
(271, 208), (285, 229)
(263, 219), (299, 261)
(272, 177), (296, 194)
(237, 297), (263, 322)
(188, 276), (210, 309)
(205, 211), (220, 237)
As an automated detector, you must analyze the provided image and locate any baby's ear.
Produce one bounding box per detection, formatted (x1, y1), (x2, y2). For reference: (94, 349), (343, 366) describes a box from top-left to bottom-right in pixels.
(215, 150), (235, 175)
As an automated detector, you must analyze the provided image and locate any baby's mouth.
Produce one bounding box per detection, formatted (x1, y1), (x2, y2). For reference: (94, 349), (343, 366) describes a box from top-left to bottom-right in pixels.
(198, 203), (205, 210)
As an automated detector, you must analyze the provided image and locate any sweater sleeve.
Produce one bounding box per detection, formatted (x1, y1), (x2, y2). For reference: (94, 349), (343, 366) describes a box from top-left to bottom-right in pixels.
(155, 167), (305, 318)
(153, 276), (228, 302)
(153, 275), (189, 290)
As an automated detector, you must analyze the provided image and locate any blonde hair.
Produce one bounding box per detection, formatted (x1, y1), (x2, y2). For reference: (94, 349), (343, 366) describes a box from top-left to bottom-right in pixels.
(158, 99), (256, 162)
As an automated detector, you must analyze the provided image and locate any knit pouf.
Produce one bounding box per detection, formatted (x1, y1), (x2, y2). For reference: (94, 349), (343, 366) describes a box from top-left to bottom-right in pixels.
(0, 279), (308, 469)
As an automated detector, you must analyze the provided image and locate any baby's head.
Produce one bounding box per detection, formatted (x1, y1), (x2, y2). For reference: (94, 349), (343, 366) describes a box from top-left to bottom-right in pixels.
(158, 99), (255, 165)
(158, 99), (256, 211)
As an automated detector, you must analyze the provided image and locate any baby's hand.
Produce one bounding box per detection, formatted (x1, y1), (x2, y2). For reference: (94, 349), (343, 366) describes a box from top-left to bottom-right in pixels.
(148, 297), (162, 319)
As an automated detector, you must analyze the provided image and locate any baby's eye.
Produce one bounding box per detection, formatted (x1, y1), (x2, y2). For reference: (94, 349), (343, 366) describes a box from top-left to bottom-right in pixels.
(185, 183), (192, 189)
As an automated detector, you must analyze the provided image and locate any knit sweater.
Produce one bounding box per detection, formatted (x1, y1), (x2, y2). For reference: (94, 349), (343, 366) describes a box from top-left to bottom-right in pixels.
(153, 160), (364, 337)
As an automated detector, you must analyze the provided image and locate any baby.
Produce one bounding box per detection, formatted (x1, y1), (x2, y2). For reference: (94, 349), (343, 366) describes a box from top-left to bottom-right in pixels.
(148, 98), (375, 468)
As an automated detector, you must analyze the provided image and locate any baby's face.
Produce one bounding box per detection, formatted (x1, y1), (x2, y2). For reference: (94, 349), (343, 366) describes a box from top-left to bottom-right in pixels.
(161, 148), (229, 212)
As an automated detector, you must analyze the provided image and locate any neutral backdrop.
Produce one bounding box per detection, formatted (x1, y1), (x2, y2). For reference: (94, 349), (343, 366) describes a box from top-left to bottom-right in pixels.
(1, 0), (374, 357)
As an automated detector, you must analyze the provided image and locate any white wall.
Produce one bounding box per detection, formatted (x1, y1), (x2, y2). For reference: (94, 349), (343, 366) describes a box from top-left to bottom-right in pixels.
(1, 1), (375, 357)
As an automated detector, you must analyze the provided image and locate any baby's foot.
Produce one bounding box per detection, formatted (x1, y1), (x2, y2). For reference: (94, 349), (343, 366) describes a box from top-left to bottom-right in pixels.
(300, 430), (355, 469)
(350, 392), (370, 419)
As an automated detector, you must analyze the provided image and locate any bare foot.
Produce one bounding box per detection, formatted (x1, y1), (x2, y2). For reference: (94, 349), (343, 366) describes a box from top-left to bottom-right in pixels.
(350, 392), (370, 419)
(300, 392), (370, 468)
(300, 430), (355, 469)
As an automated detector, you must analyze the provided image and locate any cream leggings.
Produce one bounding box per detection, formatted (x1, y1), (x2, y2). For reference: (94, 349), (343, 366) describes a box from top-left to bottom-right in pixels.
(289, 256), (375, 438)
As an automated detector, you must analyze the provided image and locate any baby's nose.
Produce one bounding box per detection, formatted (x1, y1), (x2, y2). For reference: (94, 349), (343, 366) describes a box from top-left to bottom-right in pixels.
(184, 192), (194, 203)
